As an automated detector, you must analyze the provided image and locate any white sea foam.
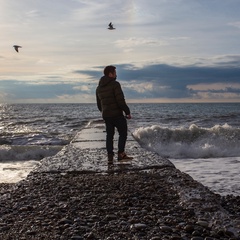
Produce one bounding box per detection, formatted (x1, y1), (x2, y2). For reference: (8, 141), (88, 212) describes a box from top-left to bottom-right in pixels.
(171, 157), (240, 196)
(0, 160), (40, 183)
(133, 123), (240, 159)
(0, 145), (63, 162)
(0, 145), (63, 183)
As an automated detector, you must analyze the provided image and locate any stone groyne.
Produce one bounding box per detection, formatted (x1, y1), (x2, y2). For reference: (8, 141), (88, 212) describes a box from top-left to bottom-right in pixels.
(0, 120), (239, 239)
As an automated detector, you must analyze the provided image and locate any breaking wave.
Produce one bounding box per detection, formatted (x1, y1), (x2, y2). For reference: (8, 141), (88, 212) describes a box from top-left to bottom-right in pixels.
(133, 123), (240, 159)
(0, 145), (63, 162)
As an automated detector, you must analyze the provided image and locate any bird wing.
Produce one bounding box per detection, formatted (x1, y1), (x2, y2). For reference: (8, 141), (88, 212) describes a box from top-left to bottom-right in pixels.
(13, 45), (22, 52)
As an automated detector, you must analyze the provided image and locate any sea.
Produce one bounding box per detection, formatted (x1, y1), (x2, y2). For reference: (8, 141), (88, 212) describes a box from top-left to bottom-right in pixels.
(0, 103), (239, 196)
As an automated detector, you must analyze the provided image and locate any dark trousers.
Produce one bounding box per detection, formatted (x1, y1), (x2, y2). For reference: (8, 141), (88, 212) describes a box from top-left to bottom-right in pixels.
(104, 116), (128, 155)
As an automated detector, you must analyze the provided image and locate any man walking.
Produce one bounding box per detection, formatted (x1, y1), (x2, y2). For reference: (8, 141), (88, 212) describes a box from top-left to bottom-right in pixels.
(96, 65), (133, 164)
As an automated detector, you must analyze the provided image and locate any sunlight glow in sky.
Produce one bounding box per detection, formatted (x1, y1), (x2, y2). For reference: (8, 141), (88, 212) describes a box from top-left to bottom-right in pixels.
(1, 0), (240, 103)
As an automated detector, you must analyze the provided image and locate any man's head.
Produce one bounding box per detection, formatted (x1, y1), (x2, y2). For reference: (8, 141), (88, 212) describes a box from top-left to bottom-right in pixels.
(104, 65), (117, 79)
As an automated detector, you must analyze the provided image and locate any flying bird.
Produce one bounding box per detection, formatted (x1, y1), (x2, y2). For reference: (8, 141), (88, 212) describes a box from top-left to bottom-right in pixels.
(13, 45), (22, 52)
(108, 22), (115, 30)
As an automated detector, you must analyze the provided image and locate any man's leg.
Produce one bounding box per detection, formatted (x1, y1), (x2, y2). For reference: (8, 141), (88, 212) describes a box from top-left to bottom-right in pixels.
(115, 116), (127, 153)
(115, 116), (133, 161)
(104, 118), (115, 155)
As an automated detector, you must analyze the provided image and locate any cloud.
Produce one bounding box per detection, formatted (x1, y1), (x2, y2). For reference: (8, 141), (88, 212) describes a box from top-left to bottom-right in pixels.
(115, 37), (168, 48)
(192, 92), (240, 101)
(0, 80), (95, 102)
(228, 21), (240, 29)
(74, 57), (240, 102)
(187, 83), (240, 101)
(56, 93), (94, 103)
(25, 9), (42, 19)
(69, 0), (133, 25)
(0, 58), (240, 102)
(73, 85), (91, 92)
(188, 83), (240, 91)
(114, 36), (190, 54)
(126, 82), (155, 93)
(2, 53), (240, 103)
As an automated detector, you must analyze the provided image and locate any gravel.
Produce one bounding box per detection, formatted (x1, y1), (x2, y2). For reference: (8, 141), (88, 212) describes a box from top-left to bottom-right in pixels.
(0, 168), (239, 240)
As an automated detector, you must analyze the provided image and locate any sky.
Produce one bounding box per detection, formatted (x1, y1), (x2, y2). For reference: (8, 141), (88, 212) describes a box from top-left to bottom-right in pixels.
(1, 0), (240, 103)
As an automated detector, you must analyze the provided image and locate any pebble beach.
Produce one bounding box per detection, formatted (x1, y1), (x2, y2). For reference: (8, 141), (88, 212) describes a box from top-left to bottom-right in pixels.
(0, 169), (239, 240)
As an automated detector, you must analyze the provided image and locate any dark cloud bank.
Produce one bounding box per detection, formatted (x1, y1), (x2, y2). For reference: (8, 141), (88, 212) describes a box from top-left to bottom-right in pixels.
(1, 63), (240, 102)
(75, 63), (240, 100)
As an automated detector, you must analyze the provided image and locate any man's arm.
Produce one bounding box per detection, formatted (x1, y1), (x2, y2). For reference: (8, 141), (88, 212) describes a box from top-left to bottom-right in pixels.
(96, 90), (102, 112)
(114, 82), (130, 116)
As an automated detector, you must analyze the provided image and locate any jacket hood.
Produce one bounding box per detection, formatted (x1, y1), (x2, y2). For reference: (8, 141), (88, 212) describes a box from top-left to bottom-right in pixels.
(98, 76), (115, 87)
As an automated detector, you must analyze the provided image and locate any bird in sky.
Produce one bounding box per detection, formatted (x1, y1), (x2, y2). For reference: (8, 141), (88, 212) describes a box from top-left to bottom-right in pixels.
(108, 22), (115, 30)
(13, 45), (22, 52)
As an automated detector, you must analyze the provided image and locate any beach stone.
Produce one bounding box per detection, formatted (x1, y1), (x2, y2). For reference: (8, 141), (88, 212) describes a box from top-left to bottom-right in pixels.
(58, 218), (73, 225)
(171, 235), (182, 240)
(0, 226), (10, 231)
(26, 230), (37, 235)
(190, 237), (204, 240)
(224, 228), (236, 237)
(130, 223), (147, 230)
(104, 214), (117, 221)
(70, 236), (83, 240)
(159, 225), (173, 232)
(184, 224), (195, 233)
(192, 230), (201, 236)
(119, 220), (128, 226)
(196, 220), (209, 228)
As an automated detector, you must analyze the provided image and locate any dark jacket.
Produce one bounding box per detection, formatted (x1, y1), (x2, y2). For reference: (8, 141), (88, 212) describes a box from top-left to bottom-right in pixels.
(96, 76), (130, 118)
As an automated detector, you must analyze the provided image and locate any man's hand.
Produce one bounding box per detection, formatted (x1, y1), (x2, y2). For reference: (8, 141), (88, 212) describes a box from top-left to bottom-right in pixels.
(125, 114), (132, 119)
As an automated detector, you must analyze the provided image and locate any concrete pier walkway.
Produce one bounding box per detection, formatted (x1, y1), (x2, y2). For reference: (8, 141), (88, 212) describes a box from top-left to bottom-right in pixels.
(29, 119), (239, 238)
(35, 119), (174, 174)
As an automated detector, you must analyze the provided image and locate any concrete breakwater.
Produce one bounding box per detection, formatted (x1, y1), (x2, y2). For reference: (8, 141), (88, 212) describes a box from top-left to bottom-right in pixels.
(0, 120), (239, 239)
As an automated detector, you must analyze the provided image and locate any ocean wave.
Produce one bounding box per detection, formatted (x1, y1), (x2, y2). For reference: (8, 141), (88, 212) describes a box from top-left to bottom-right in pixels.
(132, 123), (240, 159)
(0, 145), (63, 162)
